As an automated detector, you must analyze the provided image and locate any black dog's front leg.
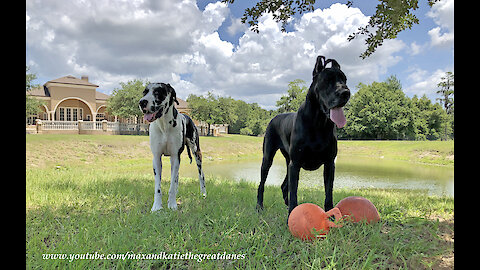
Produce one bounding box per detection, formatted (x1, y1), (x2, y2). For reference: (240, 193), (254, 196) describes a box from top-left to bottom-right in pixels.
(323, 161), (335, 211)
(287, 161), (301, 216)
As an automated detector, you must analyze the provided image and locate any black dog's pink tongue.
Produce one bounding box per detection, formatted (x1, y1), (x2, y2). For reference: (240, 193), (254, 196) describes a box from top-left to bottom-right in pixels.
(144, 113), (155, 122)
(330, 107), (346, 128)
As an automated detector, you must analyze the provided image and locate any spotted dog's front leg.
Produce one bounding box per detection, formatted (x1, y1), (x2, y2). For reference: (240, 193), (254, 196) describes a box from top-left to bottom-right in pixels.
(151, 156), (163, 212)
(168, 154), (180, 210)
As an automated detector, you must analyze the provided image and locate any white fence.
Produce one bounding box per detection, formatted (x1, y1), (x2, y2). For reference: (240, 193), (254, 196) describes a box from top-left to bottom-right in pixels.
(29, 120), (223, 136)
(35, 120), (149, 135)
(80, 121), (103, 130)
(42, 121), (78, 130)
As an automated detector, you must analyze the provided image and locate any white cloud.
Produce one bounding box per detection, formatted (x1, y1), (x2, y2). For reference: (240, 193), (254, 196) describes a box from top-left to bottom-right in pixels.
(27, 1), (405, 108)
(200, 1), (229, 33)
(426, 0), (454, 48)
(227, 17), (247, 36)
(179, 3), (405, 104)
(428, 27), (454, 48)
(408, 41), (424, 56)
(404, 67), (450, 97)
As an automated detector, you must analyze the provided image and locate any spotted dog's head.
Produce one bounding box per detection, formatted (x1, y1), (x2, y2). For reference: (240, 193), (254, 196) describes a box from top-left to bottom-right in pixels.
(139, 83), (179, 123)
(310, 56), (350, 128)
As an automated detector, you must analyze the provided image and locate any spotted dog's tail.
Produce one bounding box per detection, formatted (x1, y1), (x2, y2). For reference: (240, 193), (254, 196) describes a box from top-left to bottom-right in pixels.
(183, 114), (200, 164)
(186, 144), (193, 164)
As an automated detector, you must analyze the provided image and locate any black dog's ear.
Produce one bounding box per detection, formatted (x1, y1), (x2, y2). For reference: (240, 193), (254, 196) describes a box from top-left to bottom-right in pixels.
(166, 83), (180, 106)
(313, 55), (326, 77)
(325, 59), (341, 70)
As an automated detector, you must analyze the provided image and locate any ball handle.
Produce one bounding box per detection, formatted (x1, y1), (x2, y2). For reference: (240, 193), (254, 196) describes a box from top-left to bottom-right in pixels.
(325, 207), (343, 228)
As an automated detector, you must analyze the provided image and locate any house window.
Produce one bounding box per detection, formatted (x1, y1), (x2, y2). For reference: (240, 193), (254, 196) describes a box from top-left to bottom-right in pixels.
(66, 108), (72, 121)
(59, 108), (65, 121)
(73, 108), (78, 121)
(59, 107), (85, 121)
(96, 113), (105, 121)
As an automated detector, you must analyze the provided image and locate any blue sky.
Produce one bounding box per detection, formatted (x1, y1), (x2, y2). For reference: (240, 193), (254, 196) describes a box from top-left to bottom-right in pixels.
(27, 0), (453, 110)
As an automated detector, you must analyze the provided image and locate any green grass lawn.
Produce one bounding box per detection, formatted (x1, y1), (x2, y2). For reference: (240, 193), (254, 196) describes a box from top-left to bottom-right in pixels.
(26, 134), (454, 269)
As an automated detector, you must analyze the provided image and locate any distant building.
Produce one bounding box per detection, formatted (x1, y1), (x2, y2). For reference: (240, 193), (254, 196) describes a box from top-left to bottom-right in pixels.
(27, 75), (190, 124)
(26, 75), (226, 135)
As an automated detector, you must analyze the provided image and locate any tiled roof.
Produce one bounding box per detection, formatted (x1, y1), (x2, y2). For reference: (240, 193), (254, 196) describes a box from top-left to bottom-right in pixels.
(28, 75), (190, 109)
(28, 86), (49, 97)
(96, 91), (110, 100)
(46, 75), (99, 87)
(176, 97), (189, 109)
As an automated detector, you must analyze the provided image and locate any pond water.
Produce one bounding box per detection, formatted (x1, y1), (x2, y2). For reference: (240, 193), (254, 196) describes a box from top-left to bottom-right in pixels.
(167, 155), (454, 197)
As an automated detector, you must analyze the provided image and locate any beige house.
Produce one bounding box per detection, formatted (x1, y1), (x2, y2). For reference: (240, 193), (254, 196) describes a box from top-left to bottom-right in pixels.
(27, 75), (191, 124)
(28, 75), (107, 123)
(27, 75), (228, 135)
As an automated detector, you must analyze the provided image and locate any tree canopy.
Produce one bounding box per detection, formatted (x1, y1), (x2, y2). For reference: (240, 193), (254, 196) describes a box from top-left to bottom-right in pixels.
(338, 75), (452, 140)
(222, 0), (440, 58)
(106, 79), (147, 120)
(89, 72), (454, 141)
(187, 92), (273, 136)
(276, 79), (308, 113)
(275, 75), (454, 140)
(26, 66), (44, 118)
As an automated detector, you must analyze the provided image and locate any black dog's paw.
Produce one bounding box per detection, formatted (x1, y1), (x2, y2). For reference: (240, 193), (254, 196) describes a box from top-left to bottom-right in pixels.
(324, 203), (333, 212)
(255, 203), (264, 212)
(286, 213), (291, 226)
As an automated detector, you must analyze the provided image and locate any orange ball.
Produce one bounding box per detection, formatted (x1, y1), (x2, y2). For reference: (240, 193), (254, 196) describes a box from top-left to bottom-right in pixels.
(288, 203), (342, 241)
(335, 196), (380, 224)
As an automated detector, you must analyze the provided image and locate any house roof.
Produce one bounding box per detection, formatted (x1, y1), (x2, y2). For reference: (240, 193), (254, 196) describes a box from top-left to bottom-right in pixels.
(96, 91), (110, 100)
(28, 86), (50, 97)
(29, 75), (190, 109)
(28, 85), (109, 101)
(46, 75), (99, 87)
(176, 97), (189, 109)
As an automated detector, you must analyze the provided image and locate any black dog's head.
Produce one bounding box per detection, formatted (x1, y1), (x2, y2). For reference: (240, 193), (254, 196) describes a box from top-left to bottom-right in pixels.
(310, 56), (350, 128)
(139, 83), (179, 122)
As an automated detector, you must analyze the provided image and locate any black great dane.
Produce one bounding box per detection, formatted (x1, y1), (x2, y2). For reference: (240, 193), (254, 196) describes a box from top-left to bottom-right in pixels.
(256, 56), (350, 218)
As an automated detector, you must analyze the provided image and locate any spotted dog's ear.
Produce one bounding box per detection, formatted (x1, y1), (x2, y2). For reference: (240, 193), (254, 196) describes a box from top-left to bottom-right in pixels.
(313, 55), (326, 77)
(324, 59), (341, 70)
(166, 83), (180, 106)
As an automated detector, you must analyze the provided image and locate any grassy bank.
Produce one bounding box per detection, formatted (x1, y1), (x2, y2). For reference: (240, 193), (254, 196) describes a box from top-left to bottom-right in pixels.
(26, 134), (454, 168)
(26, 134), (454, 269)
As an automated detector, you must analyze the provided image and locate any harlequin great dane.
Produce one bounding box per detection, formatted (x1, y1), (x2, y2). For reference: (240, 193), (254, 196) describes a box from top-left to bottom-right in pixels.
(139, 83), (206, 212)
(256, 56), (350, 219)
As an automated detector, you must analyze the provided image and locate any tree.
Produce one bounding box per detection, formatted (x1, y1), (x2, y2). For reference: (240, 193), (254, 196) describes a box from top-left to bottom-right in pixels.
(411, 94), (448, 140)
(187, 92), (238, 136)
(338, 75), (453, 141)
(187, 93), (216, 135)
(229, 99), (252, 133)
(26, 66), (44, 118)
(435, 71), (454, 140)
(229, 99), (273, 136)
(243, 102), (272, 136)
(222, 0), (440, 58)
(341, 75), (416, 140)
(436, 71), (454, 115)
(217, 96), (239, 127)
(276, 79), (308, 113)
(107, 79), (147, 120)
